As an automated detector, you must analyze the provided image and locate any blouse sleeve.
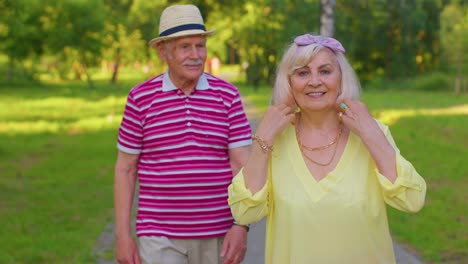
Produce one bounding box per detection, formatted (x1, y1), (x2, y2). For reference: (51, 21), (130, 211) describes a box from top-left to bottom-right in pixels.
(376, 122), (427, 213)
(228, 168), (270, 225)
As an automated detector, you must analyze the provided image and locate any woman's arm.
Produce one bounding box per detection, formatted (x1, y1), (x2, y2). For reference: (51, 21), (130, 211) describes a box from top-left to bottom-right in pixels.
(339, 99), (426, 212)
(228, 104), (295, 224)
(243, 104), (296, 193)
(340, 99), (397, 183)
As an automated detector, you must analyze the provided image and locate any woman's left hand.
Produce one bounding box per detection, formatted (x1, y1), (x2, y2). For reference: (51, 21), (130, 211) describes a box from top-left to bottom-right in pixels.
(338, 99), (398, 183)
(338, 99), (380, 141)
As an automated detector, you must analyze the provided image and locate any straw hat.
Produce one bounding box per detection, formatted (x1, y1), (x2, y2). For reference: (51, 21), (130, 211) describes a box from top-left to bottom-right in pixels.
(149, 4), (215, 47)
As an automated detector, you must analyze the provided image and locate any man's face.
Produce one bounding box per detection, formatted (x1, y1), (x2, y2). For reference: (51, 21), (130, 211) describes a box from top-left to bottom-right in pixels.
(159, 35), (207, 86)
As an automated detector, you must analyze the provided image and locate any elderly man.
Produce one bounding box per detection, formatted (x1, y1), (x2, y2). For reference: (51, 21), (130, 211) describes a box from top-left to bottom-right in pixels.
(114, 4), (252, 264)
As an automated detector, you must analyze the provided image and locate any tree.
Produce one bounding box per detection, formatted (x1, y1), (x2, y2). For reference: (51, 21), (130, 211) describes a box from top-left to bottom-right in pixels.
(0, 0), (457, 88)
(208, 0), (319, 87)
(42, 0), (106, 88)
(0, 0), (45, 82)
(440, 1), (468, 94)
(335, 0), (446, 82)
(101, 0), (149, 84)
(233, 1), (281, 87)
(320, 0), (335, 37)
(101, 23), (146, 83)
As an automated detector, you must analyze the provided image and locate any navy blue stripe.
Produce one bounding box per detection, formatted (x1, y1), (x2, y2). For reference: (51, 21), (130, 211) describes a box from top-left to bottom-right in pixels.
(159, 24), (206, 37)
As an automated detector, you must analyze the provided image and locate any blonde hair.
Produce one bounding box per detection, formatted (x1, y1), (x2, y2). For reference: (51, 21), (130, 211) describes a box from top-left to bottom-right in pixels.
(272, 41), (361, 106)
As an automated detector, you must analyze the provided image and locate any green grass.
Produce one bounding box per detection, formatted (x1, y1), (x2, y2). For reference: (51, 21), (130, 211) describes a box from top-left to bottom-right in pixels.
(0, 77), (133, 263)
(0, 70), (466, 263)
(238, 84), (468, 263)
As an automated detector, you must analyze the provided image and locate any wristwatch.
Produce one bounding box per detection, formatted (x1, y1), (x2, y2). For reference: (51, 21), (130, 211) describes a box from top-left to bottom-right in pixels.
(233, 221), (250, 232)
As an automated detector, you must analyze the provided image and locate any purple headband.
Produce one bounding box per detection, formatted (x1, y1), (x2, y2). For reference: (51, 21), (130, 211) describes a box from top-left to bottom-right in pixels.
(294, 34), (345, 53)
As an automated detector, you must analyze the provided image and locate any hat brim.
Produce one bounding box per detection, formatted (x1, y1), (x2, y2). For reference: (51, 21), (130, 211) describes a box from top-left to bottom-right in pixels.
(149, 29), (215, 47)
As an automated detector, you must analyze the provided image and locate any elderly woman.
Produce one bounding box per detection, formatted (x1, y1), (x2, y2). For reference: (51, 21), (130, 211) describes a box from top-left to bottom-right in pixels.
(228, 34), (426, 264)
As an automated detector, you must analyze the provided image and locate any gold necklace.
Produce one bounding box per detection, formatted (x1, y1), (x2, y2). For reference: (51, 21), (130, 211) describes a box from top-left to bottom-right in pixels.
(296, 121), (343, 166)
(299, 123), (343, 151)
(300, 141), (339, 166)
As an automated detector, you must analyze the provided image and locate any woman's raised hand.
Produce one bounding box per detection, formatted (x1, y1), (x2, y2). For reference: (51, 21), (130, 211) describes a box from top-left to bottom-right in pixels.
(255, 104), (296, 145)
(338, 99), (381, 141)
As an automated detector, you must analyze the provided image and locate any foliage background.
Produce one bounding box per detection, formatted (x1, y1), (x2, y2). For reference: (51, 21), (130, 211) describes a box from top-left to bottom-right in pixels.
(0, 0), (467, 88)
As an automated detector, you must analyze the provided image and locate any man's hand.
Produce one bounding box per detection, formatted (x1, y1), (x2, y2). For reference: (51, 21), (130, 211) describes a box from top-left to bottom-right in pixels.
(116, 236), (141, 264)
(220, 225), (248, 264)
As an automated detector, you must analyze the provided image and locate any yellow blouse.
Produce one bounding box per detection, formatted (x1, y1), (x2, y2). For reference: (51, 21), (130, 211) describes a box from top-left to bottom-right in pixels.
(228, 121), (426, 264)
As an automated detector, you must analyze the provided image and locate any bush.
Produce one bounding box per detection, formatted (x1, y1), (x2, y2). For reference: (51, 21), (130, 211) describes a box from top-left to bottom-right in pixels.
(407, 72), (453, 92)
(364, 72), (454, 92)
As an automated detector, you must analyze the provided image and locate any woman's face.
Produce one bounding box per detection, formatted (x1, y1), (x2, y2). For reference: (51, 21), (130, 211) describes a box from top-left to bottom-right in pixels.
(289, 49), (342, 112)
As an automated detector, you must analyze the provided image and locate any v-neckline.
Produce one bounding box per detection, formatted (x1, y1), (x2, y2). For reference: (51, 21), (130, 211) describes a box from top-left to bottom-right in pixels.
(286, 124), (357, 202)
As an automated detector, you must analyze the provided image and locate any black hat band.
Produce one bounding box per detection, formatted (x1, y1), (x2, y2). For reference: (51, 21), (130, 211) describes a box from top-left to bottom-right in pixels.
(159, 24), (206, 37)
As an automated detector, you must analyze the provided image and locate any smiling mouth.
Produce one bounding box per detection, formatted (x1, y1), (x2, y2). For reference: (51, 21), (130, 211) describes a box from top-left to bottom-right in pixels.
(306, 92), (326, 97)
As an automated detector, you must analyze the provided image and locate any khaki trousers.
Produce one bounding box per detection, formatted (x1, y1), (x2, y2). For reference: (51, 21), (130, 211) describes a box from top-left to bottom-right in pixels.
(139, 236), (224, 264)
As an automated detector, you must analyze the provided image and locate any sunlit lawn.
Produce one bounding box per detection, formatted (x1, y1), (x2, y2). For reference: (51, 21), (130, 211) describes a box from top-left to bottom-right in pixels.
(0, 72), (466, 263)
(0, 76), (136, 263)
(238, 84), (468, 264)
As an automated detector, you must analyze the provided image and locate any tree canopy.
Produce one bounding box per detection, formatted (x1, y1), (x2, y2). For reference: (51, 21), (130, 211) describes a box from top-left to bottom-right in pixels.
(0, 0), (466, 87)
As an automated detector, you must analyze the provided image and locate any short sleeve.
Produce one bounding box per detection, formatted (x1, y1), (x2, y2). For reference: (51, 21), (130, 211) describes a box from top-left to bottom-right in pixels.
(117, 92), (144, 154)
(227, 92), (252, 149)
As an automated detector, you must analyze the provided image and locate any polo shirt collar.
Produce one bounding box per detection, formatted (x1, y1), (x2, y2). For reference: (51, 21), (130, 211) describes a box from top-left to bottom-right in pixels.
(162, 70), (210, 92)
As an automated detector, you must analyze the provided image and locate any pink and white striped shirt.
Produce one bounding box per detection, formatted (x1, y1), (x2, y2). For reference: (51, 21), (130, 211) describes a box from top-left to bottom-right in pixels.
(117, 72), (252, 239)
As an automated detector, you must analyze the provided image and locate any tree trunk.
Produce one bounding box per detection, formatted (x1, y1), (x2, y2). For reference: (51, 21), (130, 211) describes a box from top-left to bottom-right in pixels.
(72, 62), (82, 80)
(230, 44), (236, 65)
(79, 51), (95, 89)
(454, 77), (460, 95)
(454, 59), (462, 95)
(320, 0), (335, 37)
(463, 78), (467, 94)
(111, 48), (121, 84)
(84, 66), (95, 89)
(7, 58), (14, 82)
(111, 60), (120, 84)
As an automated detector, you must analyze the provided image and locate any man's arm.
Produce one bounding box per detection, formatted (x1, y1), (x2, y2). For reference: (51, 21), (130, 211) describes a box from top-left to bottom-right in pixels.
(228, 145), (251, 177)
(114, 150), (141, 264)
(222, 145), (251, 264)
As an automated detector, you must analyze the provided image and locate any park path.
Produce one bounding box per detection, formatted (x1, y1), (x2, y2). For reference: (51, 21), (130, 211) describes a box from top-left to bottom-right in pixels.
(93, 96), (424, 264)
